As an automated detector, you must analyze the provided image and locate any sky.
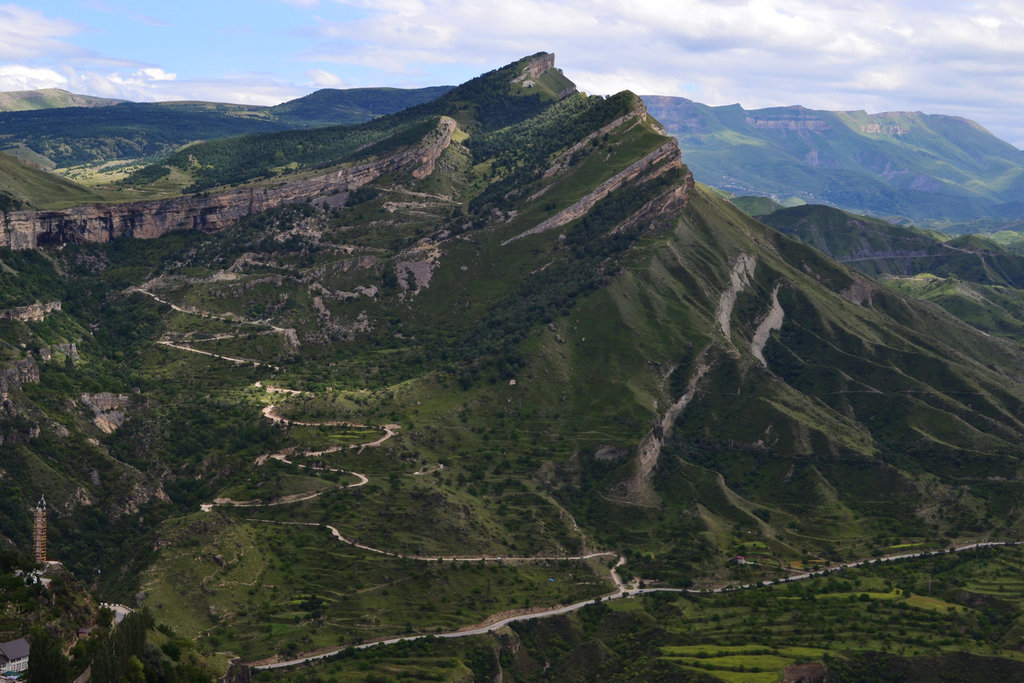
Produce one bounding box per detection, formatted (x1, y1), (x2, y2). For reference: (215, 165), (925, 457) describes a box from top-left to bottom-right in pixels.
(3, 0), (1024, 148)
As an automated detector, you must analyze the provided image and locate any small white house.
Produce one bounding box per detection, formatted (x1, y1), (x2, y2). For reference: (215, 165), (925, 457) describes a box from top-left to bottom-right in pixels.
(0, 637), (29, 673)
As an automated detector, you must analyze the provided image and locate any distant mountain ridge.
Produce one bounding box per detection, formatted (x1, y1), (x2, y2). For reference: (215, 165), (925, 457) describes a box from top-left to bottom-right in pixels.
(0, 88), (124, 111)
(0, 85), (454, 170)
(643, 95), (1024, 231)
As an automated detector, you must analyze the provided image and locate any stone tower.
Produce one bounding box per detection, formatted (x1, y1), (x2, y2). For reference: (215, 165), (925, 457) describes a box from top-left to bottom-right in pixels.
(32, 496), (46, 563)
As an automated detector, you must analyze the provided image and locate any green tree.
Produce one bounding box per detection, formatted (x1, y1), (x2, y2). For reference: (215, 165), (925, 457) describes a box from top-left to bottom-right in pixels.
(26, 628), (70, 683)
(126, 655), (145, 683)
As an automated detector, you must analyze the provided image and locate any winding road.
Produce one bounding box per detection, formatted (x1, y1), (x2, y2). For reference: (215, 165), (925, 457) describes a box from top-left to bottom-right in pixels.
(199, 383), (392, 511)
(189, 384), (1022, 672)
(189, 384), (1021, 671)
(253, 539), (1022, 671)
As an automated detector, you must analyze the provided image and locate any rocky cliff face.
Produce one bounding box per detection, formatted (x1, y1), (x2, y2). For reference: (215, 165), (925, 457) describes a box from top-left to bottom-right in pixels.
(746, 115), (831, 132)
(861, 123), (909, 136)
(2, 118), (456, 250)
(81, 392), (131, 433)
(37, 342), (78, 363)
(519, 53), (557, 81)
(0, 357), (39, 395)
(0, 300), (61, 321)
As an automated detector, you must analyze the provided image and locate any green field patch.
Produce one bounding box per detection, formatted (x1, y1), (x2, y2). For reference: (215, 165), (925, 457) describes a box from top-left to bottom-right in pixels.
(607, 597), (646, 612)
(666, 653), (797, 671)
(283, 423), (386, 450)
(904, 593), (969, 612)
(661, 644), (825, 658)
(217, 472), (337, 502)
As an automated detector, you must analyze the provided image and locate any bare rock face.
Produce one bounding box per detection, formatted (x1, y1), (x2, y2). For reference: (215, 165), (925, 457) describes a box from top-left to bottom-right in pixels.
(0, 300), (61, 321)
(746, 111), (831, 132)
(518, 53), (557, 81)
(1, 118), (456, 250)
(861, 123), (908, 135)
(80, 392), (131, 433)
(0, 357), (40, 395)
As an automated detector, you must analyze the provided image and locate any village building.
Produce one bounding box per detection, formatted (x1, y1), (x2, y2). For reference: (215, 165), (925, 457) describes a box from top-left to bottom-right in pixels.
(0, 637), (30, 673)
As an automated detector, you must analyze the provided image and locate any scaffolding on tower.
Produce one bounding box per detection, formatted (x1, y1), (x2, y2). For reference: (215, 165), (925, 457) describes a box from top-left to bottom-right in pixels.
(33, 496), (46, 563)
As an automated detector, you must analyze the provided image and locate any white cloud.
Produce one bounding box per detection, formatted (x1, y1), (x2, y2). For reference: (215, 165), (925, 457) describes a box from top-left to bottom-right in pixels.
(284, 0), (1024, 145)
(3, 0), (1024, 146)
(139, 67), (176, 81)
(0, 65), (67, 91)
(0, 3), (81, 61)
(108, 68), (177, 89)
(306, 68), (346, 87)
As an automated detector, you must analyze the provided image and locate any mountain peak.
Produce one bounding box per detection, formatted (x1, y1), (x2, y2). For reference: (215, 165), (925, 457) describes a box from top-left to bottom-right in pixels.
(510, 52), (577, 100)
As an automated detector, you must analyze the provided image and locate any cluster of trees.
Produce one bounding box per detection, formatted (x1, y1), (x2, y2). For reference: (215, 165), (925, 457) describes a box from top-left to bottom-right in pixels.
(466, 92), (637, 214)
(88, 610), (148, 683)
(0, 247), (66, 307)
(26, 610), (214, 683)
(0, 190), (24, 213)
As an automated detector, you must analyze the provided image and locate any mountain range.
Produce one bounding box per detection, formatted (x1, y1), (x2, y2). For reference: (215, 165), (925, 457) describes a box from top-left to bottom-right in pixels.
(0, 85), (453, 171)
(643, 95), (1024, 231)
(3, 54), (1024, 681)
(6, 80), (1024, 236)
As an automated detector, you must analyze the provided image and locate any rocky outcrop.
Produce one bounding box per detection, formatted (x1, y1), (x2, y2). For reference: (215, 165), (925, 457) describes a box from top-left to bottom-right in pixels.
(504, 140), (688, 245)
(37, 342), (79, 363)
(746, 113), (830, 132)
(80, 392), (130, 413)
(2, 118), (456, 250)
(0, 358), (40, 393)
(861, 123), (908, 135)
(0, 300), (61, 321)
(80, 392), (131, 434)
(543, 98), (658, 179)
(750, 284), (784, 367)
(512, 53), (576, 98)
(515, 53), (557, 82)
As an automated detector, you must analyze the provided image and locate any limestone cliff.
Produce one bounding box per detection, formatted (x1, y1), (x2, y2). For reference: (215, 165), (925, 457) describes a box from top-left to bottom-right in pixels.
(512, 53), (576, 99)
(746, 114), (831, 132)
(81, 392), (131, 433)
(2, 118), (456, 250)
(0, 357), (39, 396)
(0, 300), (61, 321)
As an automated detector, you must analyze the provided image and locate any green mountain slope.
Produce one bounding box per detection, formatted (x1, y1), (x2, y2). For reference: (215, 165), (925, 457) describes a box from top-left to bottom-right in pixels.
(0, 88), (124, 111)
(761, 203), (1024, 342)
(123, 52), (575, 193)
(759, 204), (1024, 284)
(5, 53), (1024, 676)
(0, 86), (455, 171)
(266, 85), (453, 126)
(0, 151), (105, 210)
(643, 95), (1024, 230)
